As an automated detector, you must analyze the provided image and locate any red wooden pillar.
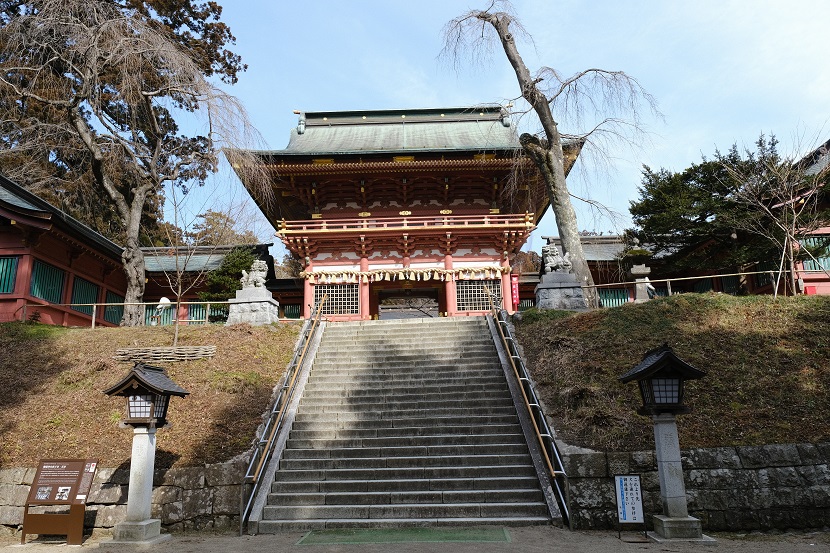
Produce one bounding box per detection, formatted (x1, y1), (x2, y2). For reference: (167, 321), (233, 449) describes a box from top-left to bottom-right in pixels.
(303, 261), (313, 319)
(500, 257), (512, 313)
(359, 257), (369, 320)
(444, 254), (456, 316)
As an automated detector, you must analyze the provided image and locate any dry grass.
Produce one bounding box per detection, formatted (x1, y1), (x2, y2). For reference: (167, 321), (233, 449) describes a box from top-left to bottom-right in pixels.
(0, 322), (301, 468)
(514, 293), (830, 452)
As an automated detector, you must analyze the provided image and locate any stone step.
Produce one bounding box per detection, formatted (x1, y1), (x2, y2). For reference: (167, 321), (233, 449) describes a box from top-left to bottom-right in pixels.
(272, 476), (543, 494)
(298, 397), (514, 413)
(302, 375), (506, 390)
(301, 381), (508, 396)
(288, 423), (523, 441)
(285, 433), (527, 450)
(299, 389), (511, 404)
(256, 516), (550, 532)
(267, 489), (544, 506)
(292, 407), (518, 423)
(275, 464), (538, 482)
(304, 369), (502, 383)
(262, 502), (549, 521)
(279, 453), (531, 471)
(291, 414), (519, 431)
(281, 443), (528, 460)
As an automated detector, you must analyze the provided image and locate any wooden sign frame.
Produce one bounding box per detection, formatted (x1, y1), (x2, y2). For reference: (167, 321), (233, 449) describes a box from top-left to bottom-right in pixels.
(21, 459), (98, 545)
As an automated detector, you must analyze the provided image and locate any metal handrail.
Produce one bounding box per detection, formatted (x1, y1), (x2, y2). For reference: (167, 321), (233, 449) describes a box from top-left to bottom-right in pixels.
(485, 287), (571, 527)
(239, 295), (327, 535)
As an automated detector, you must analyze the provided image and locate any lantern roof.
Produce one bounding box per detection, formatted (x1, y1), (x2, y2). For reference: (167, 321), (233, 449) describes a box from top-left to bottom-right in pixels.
(103, 362), (189, 398)
(618, 344), (706, 384)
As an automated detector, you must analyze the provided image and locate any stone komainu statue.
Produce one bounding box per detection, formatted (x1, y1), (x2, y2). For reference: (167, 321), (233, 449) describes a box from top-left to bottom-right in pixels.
(541, 243), (572, 274)
(240, 259), (268, 288)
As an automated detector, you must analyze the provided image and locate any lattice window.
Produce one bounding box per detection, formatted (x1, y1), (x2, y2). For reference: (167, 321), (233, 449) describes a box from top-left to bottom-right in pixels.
(104, 291), (125, 324)
(70, 277), (100, 315)
(456, 279), (502, 311)
(314, 284), (359, 315)
(30, 259), (65, 303)
(0, 256), (18, 294)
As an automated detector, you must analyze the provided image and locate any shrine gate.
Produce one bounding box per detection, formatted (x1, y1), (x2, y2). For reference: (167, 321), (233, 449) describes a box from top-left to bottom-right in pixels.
(236, 106), (580, 320)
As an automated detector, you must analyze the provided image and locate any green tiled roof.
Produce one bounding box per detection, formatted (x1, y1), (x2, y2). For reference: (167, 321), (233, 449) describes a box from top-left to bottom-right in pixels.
(261, 106), (519, 156)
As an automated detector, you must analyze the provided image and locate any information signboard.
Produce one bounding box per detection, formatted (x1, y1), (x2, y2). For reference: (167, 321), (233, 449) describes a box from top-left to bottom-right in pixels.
(26, 459), (97, 505)
(614, 474), (644, 524)
(22, 459), (97, 545)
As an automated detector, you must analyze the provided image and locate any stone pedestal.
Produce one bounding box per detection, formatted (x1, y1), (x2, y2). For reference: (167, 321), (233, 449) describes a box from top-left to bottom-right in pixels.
(105, 428), (171, 548)
(534, 272), (588, 311)
(649, 414), (714, 544)
(226, 286), (280, 326)
(630, 264), (653, 303)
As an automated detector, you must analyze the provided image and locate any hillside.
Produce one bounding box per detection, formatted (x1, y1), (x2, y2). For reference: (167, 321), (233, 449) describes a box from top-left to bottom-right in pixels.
(0, 323), (300, 468)
(1, 294), (828, 470)
(514, 294), (830, 452)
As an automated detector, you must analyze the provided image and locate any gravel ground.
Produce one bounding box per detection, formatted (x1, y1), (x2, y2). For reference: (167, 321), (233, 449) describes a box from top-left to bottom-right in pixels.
(2, 526), (829, 552)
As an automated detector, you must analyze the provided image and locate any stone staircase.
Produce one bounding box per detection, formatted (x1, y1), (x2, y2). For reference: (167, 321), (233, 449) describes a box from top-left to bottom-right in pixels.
(257, 317), (550, 531)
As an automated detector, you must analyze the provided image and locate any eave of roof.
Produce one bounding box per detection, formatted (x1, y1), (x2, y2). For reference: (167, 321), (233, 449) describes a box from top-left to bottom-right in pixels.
(0, 174), (124, 261)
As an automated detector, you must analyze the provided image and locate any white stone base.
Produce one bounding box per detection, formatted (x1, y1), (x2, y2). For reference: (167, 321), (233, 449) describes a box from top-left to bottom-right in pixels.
(649, 515), (716, 544)
(225, 287), (280, 326)
(102, 519), (172, 549)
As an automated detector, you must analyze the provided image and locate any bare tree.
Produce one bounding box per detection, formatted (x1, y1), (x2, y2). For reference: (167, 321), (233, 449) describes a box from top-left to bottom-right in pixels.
(442, 1), (659, 305)
(0, 0), (269, 325)
(721, 136), (830, 297)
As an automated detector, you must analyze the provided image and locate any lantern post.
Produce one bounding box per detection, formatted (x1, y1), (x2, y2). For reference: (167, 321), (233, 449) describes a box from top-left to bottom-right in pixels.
(103, 363), (188, 545)
(619, 344), (714, 543)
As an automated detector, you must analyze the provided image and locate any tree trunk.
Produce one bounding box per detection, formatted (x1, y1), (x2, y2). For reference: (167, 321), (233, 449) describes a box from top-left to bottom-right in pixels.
(122, 237), (146, 325)
(482, 11), (597, 307)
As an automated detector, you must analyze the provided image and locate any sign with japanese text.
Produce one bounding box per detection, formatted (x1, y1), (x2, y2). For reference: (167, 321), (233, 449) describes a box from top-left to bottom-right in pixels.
(510, 273), (520, 310)
(614, 474), (644, 524)
(27, 459), (98, 505)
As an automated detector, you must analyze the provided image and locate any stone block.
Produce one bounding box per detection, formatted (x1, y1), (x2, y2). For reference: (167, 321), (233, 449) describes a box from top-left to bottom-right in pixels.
(161, 500), (184, 523)
(796, 466), (820, 486)
(816, 443), (830, 462)
(0, 505), (23, 526)
(705, 509), (727, 530)
(686, 489), (730, 512)
(182, 487), (214, 518)
(0, 468), (34, 485)
(606, 452), (630, 476)
(562, 453), (607, 478)
(797, 443), (823, 464)
(737, 444), (800, 468)
(154, 467), (204, 489)
(725, 508), (760, 530)
(0, 483), (29, 506)
(152, 485), (182, 505)
(757, 467), (802, 488)
(630, 450), (656, 472)
(86, 504), (126, 528)
(88, 482), (126, 504)
(204, 460), (246, 487)
(212, 485), (240, 515)
(687, 468), (753, 489)
(810, 485), (830, 507)
(683, 447), (741, 469)
(96, 467), (130, 486)
(570, 479), (614, 509)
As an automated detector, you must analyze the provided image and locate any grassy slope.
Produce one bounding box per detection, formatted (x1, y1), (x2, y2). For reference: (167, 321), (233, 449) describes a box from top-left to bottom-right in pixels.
(514, 294), (830, 452)
(0, 323), (300, 468)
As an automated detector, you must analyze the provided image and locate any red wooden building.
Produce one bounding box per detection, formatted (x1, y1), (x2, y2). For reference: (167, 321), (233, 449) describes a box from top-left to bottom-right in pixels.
(236, 106), (581, 320)
(0, 174), (128, 326)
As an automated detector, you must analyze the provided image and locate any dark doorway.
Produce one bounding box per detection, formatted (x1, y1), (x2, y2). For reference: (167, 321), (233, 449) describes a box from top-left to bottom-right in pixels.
(376, 285), (440, 319)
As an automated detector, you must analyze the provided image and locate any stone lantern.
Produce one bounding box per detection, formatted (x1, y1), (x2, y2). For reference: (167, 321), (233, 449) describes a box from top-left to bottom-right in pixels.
(619, 344), (713, 543)
(103, 363), (188, 545)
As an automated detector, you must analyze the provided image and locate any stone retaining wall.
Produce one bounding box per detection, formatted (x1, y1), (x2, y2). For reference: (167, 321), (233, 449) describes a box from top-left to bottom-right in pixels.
(0, 457), (247, 536)
(564, 443), (830, 531)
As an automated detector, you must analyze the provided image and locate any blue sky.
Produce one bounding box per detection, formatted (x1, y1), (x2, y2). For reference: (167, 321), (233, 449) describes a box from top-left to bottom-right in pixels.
(210, 0), (830, 255)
